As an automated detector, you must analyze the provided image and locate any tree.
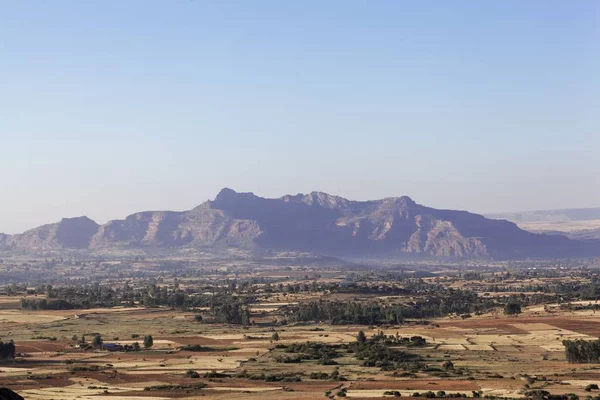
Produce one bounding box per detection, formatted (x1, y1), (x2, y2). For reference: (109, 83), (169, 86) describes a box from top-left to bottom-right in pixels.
(563, 339), (600, 363)
(144, 335), (153, 349)
(272, 332), (280, 341)
(132, 342), (141, 352)
(194, 314), (203, 323)
(0, 340), (16, 359)
(442, 360), (455, 371)
(186, 369), (200, 378)
(91, 335), (103, 349)
(504, 302), (522, 316)
(357, 330), (367, 344)
(410, 336), (427, 346)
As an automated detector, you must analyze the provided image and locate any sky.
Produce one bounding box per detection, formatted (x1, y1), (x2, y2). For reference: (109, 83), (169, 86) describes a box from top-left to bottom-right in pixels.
(0, 0), (598, 233)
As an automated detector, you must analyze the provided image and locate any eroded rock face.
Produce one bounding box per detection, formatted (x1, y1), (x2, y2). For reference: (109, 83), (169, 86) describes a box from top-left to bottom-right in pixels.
(0, 388), (25, 400)
(1, 188), (595, 259)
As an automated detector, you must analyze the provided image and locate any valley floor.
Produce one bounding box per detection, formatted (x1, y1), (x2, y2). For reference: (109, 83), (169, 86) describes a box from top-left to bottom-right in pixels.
(2, 300), (600, 399)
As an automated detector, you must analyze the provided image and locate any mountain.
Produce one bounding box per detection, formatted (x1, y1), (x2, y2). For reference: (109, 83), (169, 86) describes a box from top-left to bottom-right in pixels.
(0, 217), (99, 250)
(487, 208), (600, 223)
(486, 207), (600, 241)
(0, 189), (596, 259)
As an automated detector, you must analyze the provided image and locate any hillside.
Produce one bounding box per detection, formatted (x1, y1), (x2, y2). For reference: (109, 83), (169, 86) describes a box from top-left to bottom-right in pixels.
(0, 189), (596, 259)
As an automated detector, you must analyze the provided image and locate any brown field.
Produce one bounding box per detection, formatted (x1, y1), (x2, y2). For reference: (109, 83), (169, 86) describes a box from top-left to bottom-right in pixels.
(3, 258), (600, 400)
(2, 300), (600, 400)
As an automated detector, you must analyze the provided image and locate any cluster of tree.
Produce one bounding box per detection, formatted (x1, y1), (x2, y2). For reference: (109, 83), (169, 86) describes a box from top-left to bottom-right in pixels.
(563, 339), (600, 363)
(144, 382), (207, 392)
(351, 331), (420, 371)
(211, 300), (251, 325)
(310, 370), (345, 381)
(272, 331), (425, 373)
(77, 334), (148, 352)
(21, 298), (84, 310)
(560, 303), (600, 312)
(523, 390), (580, 400)
(358, 330), (427, 347)
(286, 293), (493, 325)
(17, 278), (268, 313)
(481, 280), (600, 304)
(20, 284), (122, 309)
(0, 340), (16, 360)
(408, 391), (475, 398)
(504, 302), (522, 316)
(275, 342), (341, 365)
(18, 282), (212, 311)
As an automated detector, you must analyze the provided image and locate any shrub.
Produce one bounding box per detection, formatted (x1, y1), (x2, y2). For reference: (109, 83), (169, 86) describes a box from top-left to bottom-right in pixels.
(384, 391), (402, 397)
(185, 370), (200, 378)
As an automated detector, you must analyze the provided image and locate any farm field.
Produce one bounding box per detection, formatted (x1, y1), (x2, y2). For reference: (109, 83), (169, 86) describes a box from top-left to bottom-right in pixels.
(3, 306), (600, 399)
(2, 256), (600, 399)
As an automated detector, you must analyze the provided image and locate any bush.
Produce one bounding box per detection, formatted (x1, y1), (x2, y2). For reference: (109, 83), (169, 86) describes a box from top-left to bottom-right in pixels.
(442, 360), (455, 371)
(318, 357), (338, 365)
(275, 355), (303, 363)
(384, 391), (402, 397)
(203, 370), (230, 378)
(185, 370), (200, 378)
(310, 372), (329, 380)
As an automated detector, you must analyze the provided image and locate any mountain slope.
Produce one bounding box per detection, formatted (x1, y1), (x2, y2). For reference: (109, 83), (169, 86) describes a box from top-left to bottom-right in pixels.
(0, 189), (595, 259)
(89, 206), (261, 249)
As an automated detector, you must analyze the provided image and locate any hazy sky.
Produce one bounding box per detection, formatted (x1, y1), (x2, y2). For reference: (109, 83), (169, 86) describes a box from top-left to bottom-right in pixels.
(1, 1), (598, 233)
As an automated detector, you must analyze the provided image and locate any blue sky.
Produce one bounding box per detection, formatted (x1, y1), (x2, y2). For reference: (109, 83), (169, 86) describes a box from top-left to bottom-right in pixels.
(0, 0), (598, 233)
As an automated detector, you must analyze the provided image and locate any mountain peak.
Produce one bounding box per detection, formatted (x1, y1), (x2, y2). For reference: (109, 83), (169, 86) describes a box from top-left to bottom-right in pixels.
(215, 187), (238, 200)
(383, 195), (416, 208)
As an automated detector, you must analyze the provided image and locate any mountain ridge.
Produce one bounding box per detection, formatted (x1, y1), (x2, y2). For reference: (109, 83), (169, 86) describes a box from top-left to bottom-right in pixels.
(1, 189), (596, 259)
